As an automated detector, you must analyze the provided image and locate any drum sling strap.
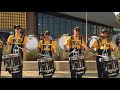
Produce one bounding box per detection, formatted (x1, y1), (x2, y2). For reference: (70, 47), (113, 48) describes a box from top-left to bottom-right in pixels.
(97, 38), (111, 56)
(70, 36), (82, 54)
(42, 40), (52, 56)
(11, 34), (25, 59)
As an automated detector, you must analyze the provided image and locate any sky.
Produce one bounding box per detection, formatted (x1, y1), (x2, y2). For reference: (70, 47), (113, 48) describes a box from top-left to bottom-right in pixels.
(114, 12), (120, 16)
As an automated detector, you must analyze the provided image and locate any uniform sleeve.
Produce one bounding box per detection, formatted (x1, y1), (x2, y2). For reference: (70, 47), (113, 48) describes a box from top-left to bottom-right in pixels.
(52, 40), (57, 50)
(7, 35), (13, 44)
(23, 36), (28, 45)
(38, 40), (42, 49)
(64, 36), (71, 47)
(81, 37), (86, 48)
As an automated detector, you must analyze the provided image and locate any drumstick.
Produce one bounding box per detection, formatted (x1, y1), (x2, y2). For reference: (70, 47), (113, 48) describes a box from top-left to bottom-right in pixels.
(18, 47), (30, 52)
(51, 45), (60, 56)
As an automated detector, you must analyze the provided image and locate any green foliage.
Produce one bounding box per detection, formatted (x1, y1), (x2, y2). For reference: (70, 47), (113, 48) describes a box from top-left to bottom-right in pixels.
(26, 49), (40, 61)
(112, 49), (120, 60)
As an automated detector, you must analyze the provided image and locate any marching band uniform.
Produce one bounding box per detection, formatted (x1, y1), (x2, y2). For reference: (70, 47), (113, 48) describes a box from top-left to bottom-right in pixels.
(0, 37), (3, 76)
(91, 29), (115, 78)
(38, 31), (56, 78)
(64, 26), (86, 78)
(7, 25), (28, 78)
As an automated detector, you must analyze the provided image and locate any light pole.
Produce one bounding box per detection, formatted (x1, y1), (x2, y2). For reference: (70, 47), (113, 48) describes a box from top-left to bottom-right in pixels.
(86, 12), (88, 44)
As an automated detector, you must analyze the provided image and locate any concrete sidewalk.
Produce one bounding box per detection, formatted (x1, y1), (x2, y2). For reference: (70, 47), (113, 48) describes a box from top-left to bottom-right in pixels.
(0, 70), (98, 78)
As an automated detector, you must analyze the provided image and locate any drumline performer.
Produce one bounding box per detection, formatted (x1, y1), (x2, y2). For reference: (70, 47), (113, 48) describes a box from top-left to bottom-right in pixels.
(115, 33), (120, 50)
(7, 24), (28, 78)
(64, 26), (87, 78)
(38, 30), (57, 78)
(0, 37), (3, 76)
(91, 28), (116, 78)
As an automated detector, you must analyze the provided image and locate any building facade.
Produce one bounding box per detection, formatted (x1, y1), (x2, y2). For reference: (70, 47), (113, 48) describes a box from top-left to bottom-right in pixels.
(0, 12), (119, 40)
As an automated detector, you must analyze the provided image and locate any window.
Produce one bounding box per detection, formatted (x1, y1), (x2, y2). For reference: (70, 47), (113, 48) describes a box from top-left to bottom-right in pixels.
(66, 19), (72, 35)
(60, 18), (65, 35)
(0, 12), (26, 30)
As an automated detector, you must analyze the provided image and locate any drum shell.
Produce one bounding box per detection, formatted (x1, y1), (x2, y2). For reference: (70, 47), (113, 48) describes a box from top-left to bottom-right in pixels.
(38, 57), (55, 75)
(69, 55), (86, 75)
(101, 56), (119, 77)
(3, 54), (22, 73)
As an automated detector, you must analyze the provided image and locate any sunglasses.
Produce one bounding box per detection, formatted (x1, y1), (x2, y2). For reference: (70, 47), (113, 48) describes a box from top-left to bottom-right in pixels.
(45, 34), (49, 36)
(16, 28), (21, 30)
(102, 32), (107, 34)
(76, 30), (80, 32)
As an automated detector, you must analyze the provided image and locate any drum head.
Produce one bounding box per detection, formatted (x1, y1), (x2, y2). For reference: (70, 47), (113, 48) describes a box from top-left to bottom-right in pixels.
(115, 33), (120, 47)
(26, 35), (38, 50)
(87, 36), (99, 48)
(58, 34), (69, 49)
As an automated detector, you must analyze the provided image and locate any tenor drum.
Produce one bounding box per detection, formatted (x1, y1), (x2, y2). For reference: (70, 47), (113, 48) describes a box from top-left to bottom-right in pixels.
(26, 35), (38, 50)
(87, 36), (100, 49)
(37, 57), (55, 76)
(58, 34), (69, 49)
(101, 56), (119, 77)
(69, 55), (86, 75)
(3, 53), (22, 74)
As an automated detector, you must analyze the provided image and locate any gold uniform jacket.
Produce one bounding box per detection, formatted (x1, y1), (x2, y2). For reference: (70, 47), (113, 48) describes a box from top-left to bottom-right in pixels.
(92, 38), (115, 56)
(64, 36), (86, 49)
(38, 39), (56, 52)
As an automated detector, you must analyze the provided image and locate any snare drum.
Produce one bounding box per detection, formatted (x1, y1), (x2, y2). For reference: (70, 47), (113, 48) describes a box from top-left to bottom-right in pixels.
(69, 55), (86, 75)
(37, 57), (55, 76)
(3, 53), (22, 74)
(101, 56), (119, 77)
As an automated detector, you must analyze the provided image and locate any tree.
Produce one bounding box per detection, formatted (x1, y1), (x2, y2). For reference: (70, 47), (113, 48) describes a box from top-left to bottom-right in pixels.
(116, 12), (120, 24)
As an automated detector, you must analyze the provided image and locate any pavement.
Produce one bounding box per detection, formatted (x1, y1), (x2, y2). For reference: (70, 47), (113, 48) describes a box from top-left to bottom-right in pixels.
(0, 70), (119, 78)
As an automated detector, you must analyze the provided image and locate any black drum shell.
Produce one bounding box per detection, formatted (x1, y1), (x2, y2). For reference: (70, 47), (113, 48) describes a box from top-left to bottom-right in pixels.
(101, 56), (119, 77)
(38, 57), (55, 75)
(2, 54), (22, 74)
(69, 56), (86, 76)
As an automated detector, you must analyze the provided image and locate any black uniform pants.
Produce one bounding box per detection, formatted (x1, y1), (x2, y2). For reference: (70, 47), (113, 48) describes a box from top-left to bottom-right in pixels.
(96, 56), (109, 78)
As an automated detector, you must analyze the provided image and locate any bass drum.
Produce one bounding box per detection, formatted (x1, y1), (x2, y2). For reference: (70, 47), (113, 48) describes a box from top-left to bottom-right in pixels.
(87, 36), (100, 49)
(115, 33), (120, 47)
(26, 35), (39, 50)
(58, 34), (69, 49)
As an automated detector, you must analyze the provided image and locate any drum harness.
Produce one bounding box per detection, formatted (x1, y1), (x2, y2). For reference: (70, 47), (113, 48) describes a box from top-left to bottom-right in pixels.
(69, 36), (82, 57)
(97, 38), (111, 61)
(12, 34), (25, 54)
